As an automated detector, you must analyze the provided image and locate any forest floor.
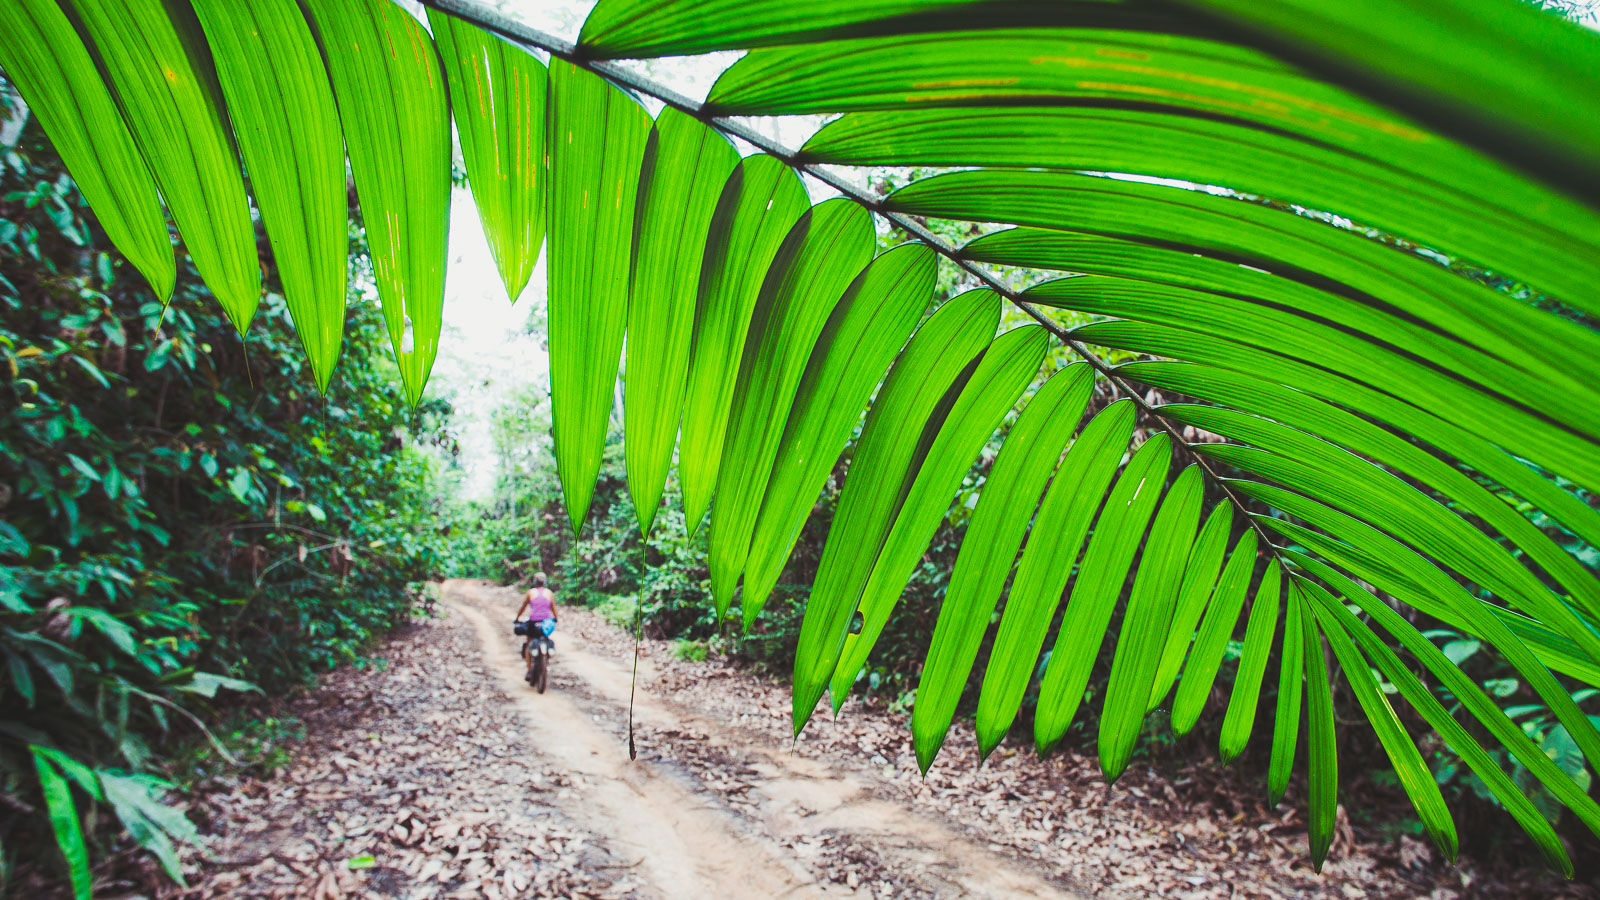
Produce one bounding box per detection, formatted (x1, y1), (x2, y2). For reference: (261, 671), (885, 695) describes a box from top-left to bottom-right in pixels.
(160, 580), (1588, 899)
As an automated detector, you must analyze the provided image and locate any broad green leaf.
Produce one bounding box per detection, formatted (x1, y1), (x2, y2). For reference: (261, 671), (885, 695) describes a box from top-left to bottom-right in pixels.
(624, 107), (739, 535)
(680, 155), (810, 532)
(1171, 530), (1257, 737)
(100, 771), (195, 884)
(1303, 592), (1337, 872)
(743, 244), (937, 626)
(913, 362), (1095, 771)
(303, 0), (452, 403)
(193, 0), (347, 392)
(809, 107), (1600, 317)
(974, 229), (1599, 427)
(1268, 517), (1600, 686)
(1035, 277), (1600, 484)
(66, 0), (260, 329)
(1120, 360), (1600, 614)
(65, 606), (138, 659)
(1178, 0), (1600, 201)
(892, 171), (1600, 380)
(1309, 580), (1457, 860)
(31, 746), (101, 802)
(792, 289), (1000, 734)
(1297, 556), (1600, 861)
(1034, 433), (1171, 755)
(1186, 429), (1600, 666)
(545, 59), (652, 532)
(32, 747), (89, 900)
(0, 0), (171, 297)
(580, 0), (1008, 58)
(1100, 464), (1203, 782)
(830, 324), (1049, 709)
(1149, 503), (1232, 712)
(708, 198), (876, 615)
(1081, 317), (1600, 504)
(169, 672), (259, 698)
(1219, 559), (1281, 764)
(1267, 578), (1304, 806)
(975, 399), (1136, 757)
(427, 8), (547, 303)
(1234, 481), (1600, 769)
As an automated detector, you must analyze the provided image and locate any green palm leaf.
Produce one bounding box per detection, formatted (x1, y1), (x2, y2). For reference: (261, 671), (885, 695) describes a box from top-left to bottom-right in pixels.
(9, 0), (1600, 871)
(974, 399), (1135, 758)
(545, 59), (652, 532)
(193, 0), (347, 391)
(743, 244), (937, 627)
(793, 289), (999, 733)
(625, 108), (739, 535)
(1099, 463), (1203, 781)
(427, 8), (547, 304)
(708, 198), (875, 616)
(65, 0), (260, 329)
(1034, 433), (1172, 755)
(913, 362), (1093, 771)
(302, 0), (453, 403)
(679, 156), (809, 533)
(829, 324), (1048, 709)
(0, 0), (171, 298)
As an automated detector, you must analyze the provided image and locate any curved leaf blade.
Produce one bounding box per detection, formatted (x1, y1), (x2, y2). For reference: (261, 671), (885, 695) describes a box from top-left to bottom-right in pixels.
(546, 59), (652, 533)
(1034, 432), (1172, 755)
(680, 155), (810, 532)
(1267, 576), (1304, 805)
(742, 243), (937, 626)
(913, 362), (1095, 771)
(975, 399), (1136, 757)
(625, 107), (739, 534)
(1171, 529), (1258, 737)
(1099, 463), (1204, 782)
(67, 0), (260, 328)
(792, 289), (1000, 734)
(427, 8), (547, 303)
(1149, 502), (1232, 712)
(1218, 558), (1281, 764)
(194, 0), (347, 392)
(830, 324), (1049, 709)
(0, 0), (172, 298)
(304, 0), (453, 403)
(1308, 578), (1457, 861)
(708, 198), (876, 615)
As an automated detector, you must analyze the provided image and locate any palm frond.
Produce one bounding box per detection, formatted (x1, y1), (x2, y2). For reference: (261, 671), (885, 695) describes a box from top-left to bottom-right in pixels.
(4, 0), (1599, 872)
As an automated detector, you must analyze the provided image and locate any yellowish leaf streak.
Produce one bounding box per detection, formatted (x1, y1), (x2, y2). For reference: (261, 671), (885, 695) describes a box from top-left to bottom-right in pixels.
(1026, 55), (1430, 142)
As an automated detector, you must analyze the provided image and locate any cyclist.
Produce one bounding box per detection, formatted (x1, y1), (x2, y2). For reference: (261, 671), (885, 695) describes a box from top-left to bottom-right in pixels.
(514, 572), (558, 672)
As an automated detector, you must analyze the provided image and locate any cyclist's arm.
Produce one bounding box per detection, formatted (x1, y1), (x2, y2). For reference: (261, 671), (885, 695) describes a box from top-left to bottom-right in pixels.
(550, 592), (559, 621)
(514, 594), (529, 620)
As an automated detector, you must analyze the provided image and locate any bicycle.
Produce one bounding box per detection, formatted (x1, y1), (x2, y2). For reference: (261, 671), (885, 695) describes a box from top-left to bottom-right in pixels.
(514, 618), (556, 693)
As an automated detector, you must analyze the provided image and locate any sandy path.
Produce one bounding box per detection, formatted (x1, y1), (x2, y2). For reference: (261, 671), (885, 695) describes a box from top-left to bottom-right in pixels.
(190, 580), (1538, 899)
(449, 580), (1074, 899)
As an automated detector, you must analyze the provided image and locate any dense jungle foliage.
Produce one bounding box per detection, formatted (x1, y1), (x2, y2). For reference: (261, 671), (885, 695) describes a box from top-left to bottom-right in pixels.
(0, 93), (453, 890)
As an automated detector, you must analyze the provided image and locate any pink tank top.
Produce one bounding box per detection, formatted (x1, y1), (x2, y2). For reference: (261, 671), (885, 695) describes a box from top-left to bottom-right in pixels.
(526, 587), (555, 621)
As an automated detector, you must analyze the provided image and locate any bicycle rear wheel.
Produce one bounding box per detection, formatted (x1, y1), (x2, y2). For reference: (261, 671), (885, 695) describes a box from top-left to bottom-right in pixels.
(535, 651), (547, 694)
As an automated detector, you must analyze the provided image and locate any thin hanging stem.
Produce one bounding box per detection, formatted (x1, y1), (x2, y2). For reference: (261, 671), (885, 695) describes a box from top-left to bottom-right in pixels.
(416, 0), (1283, 555)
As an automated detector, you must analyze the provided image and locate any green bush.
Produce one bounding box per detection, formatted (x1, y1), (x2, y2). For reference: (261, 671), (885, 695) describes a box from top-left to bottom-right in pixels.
(672, 639), (708, 663)
(0, 97), (452, 889)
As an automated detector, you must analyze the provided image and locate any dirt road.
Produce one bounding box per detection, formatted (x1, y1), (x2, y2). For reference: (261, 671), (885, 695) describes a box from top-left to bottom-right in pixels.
(189, 580), (1525, 899)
